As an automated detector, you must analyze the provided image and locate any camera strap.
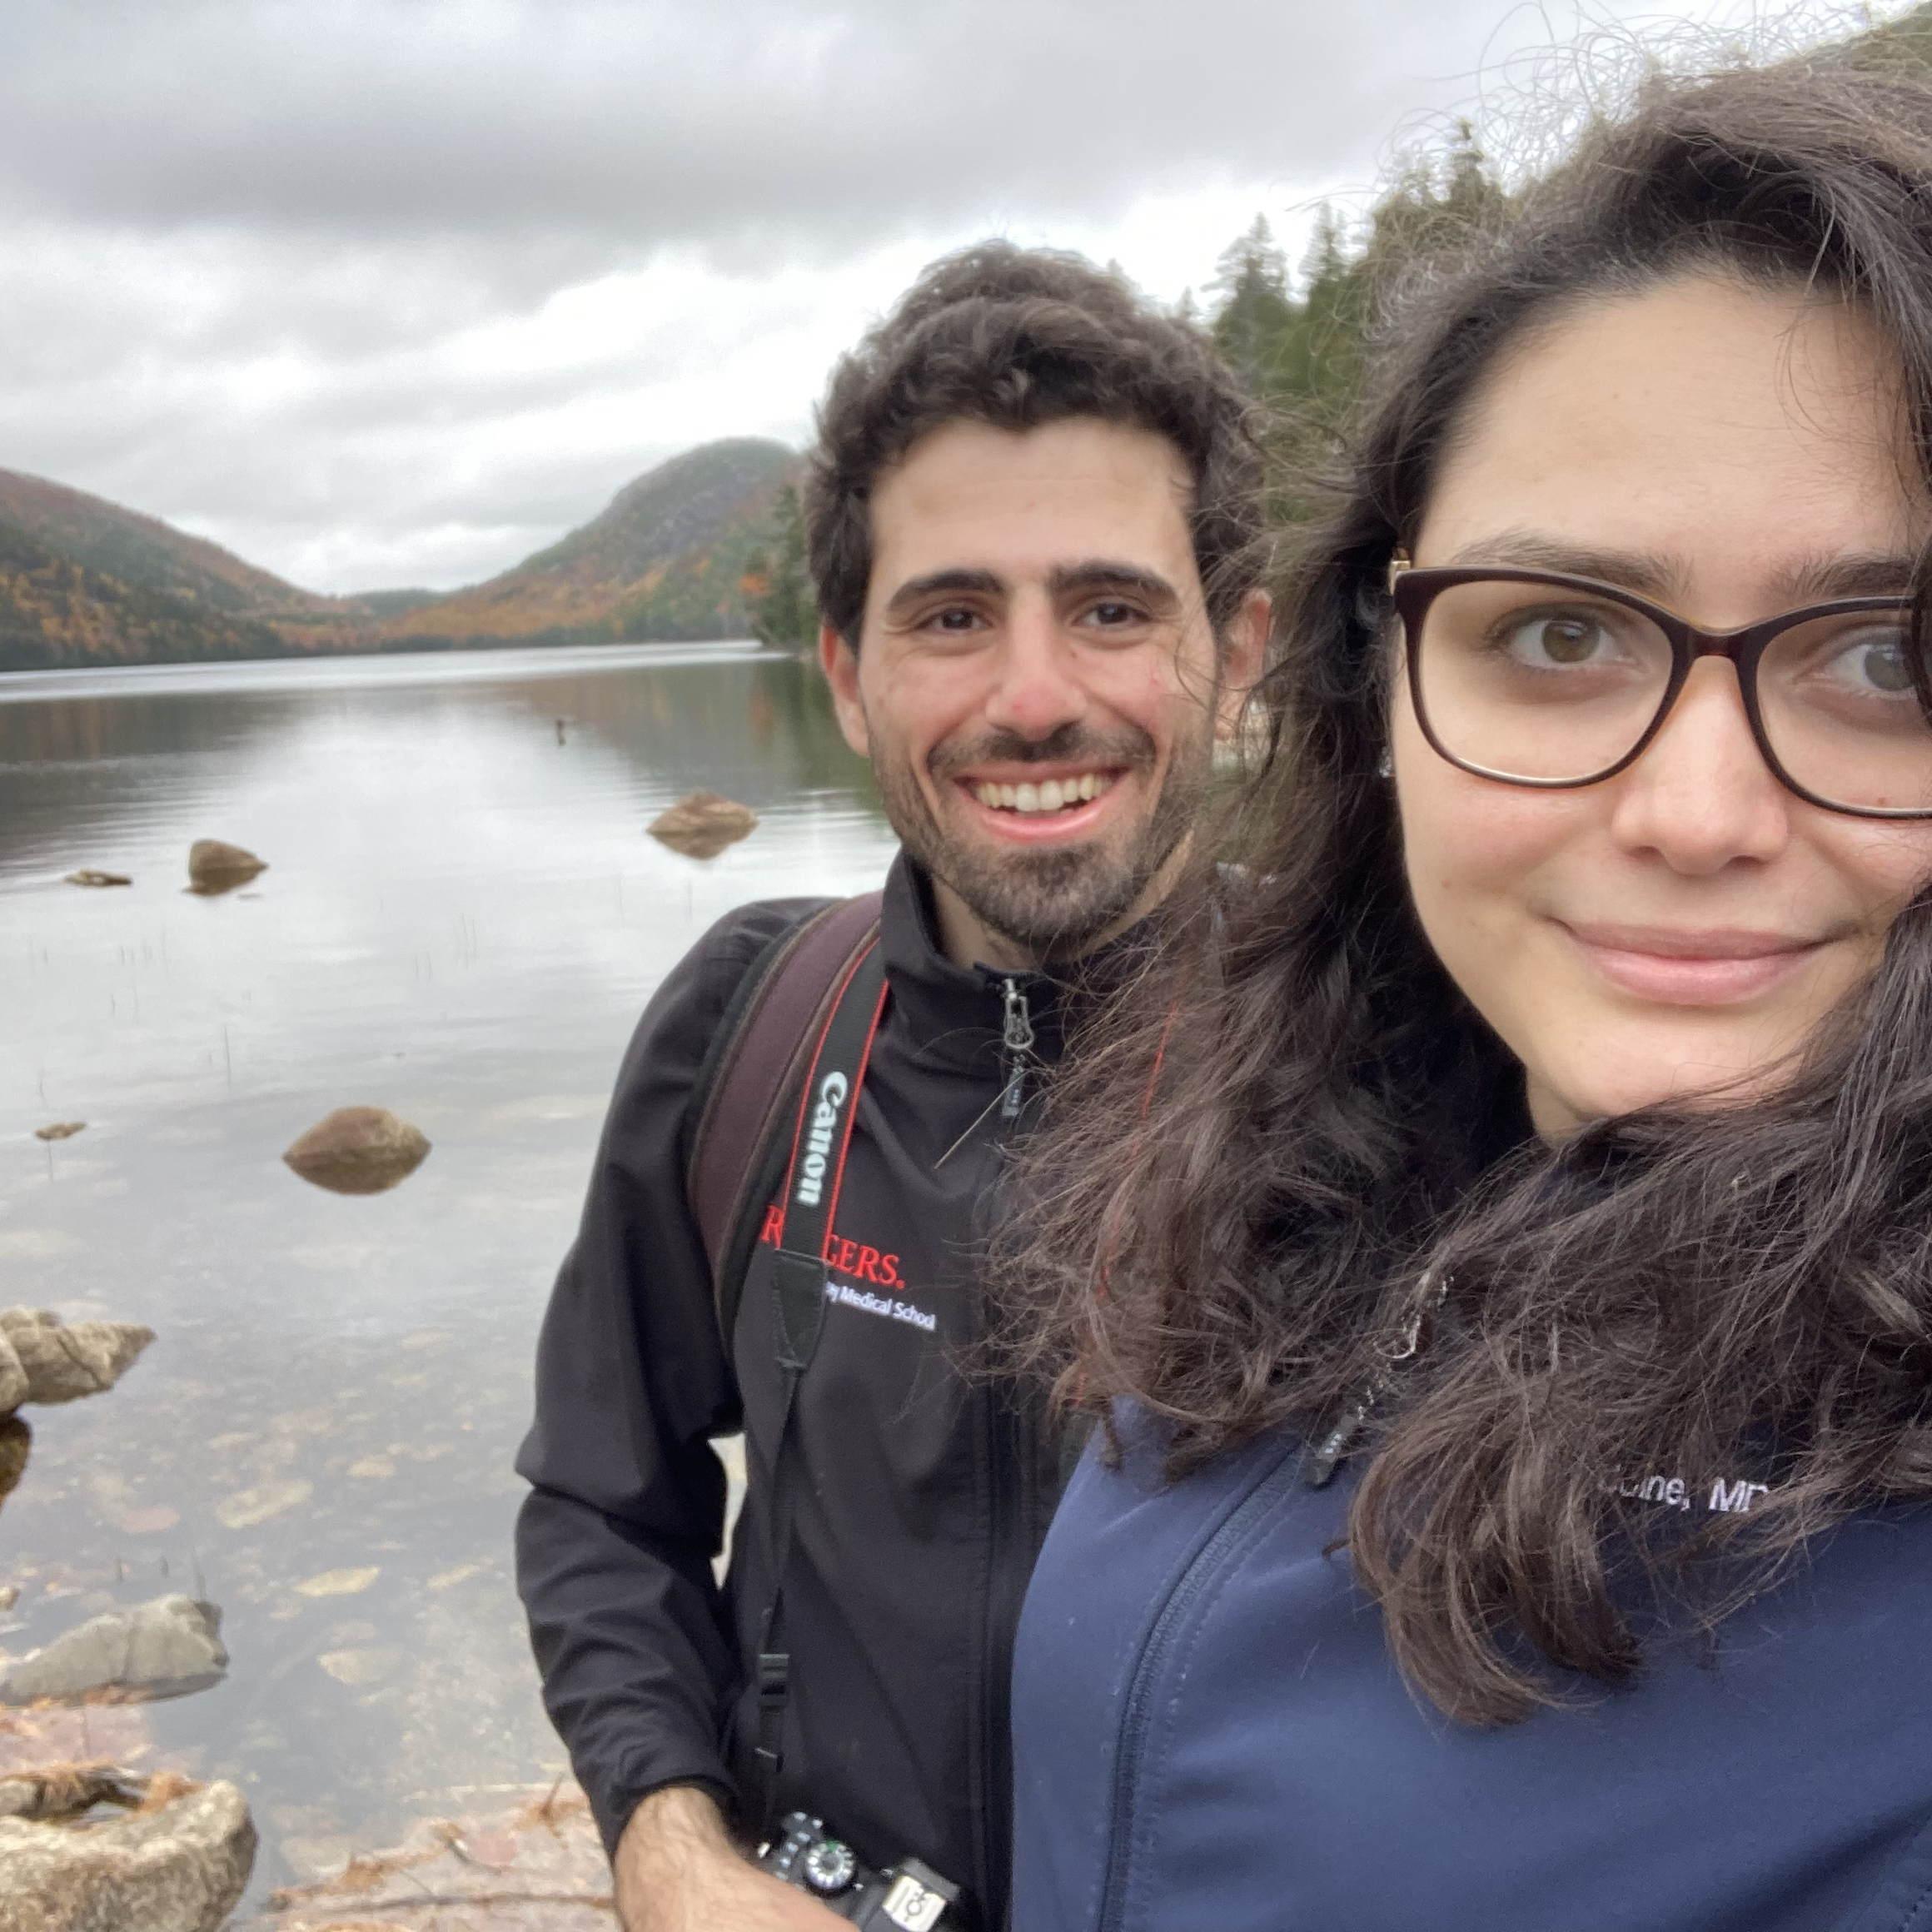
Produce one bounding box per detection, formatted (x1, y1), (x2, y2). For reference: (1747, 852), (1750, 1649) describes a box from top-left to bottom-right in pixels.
(751, 930), (890, 1838)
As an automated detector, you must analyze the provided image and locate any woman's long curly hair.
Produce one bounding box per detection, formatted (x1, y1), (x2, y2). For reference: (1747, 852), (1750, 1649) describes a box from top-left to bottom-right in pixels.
(1001, 51), (1932, 1724)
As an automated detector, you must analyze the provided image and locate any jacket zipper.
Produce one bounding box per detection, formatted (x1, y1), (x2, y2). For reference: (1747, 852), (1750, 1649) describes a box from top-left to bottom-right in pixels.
(978, 973), (1037, 1921)
(999, 975), (1037, 1119)
(1095, 1448), (1305, 1932)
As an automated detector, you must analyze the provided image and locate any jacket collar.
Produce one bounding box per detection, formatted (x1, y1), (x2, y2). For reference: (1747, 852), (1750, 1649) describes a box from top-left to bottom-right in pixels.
(878, 852), (1070, 1075)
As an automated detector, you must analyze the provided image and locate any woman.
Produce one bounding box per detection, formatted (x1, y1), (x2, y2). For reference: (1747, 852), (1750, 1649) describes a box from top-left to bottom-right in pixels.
(1007, 54), (1932, 1932)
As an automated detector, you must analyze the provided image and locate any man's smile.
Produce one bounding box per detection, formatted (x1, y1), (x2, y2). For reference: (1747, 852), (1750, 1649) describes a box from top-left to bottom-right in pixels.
(951, 765), (1131, 845)
(966, 769), (1119, 813)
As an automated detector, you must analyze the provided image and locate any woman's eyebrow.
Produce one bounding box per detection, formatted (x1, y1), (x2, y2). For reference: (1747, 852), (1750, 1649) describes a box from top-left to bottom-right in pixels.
(1775, 552), (1919, 600)
(1443, 533), (1681, 595)
(1442, 534), (1920, 603)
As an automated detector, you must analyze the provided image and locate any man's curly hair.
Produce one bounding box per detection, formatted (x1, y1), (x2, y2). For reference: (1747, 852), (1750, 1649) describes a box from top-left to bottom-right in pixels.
(804, 242), (1266, 645)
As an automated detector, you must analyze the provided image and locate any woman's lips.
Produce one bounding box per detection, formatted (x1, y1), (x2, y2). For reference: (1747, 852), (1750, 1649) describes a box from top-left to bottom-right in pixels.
(1556, 922), (1831, 1005)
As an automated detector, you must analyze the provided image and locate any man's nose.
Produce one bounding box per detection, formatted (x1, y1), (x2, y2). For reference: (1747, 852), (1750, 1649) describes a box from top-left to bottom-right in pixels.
(1606, 658), (1792, 874)
(981, 599), (1091, 740)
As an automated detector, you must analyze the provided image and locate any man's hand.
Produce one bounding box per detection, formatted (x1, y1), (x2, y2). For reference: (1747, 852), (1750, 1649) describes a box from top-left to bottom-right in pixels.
(613, 1785), (849, 1932)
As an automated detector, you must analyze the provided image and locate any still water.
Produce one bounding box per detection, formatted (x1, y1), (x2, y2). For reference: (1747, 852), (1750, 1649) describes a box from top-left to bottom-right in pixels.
(0, 642), (896, 1904)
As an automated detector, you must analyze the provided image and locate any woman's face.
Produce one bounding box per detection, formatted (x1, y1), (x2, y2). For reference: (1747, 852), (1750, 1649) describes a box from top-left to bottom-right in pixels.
(1397, 272), (1932, 1137)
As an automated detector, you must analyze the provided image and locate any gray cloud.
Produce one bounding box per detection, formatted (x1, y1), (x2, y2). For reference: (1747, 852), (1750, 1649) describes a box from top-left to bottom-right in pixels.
(0, 0), (1890, 592)
(2, 0), (1551, 249)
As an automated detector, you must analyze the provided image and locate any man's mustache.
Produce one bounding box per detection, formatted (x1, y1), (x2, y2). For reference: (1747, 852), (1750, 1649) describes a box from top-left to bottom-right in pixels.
(929, 724), (1156, 780)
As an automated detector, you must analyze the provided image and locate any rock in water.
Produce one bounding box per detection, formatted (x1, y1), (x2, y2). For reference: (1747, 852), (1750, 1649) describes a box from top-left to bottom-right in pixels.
(187, 839), (266, 895)
(62, 870), (130, 889)
(0, 1417), (27, 1509)
(32, 1123), (84, 1143)
(0, 1775), (255, 1932)
(647, 789), (759, 859)
(260, 1779), (608, 1926)
(282, 1107), (431, 1195)
(0, 1594), (227, 1704)
(0, 1309), (153, 1413)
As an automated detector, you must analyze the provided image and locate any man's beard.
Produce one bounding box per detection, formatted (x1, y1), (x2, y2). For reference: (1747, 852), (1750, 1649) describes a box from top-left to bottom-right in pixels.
(870, 720), (1214, 960)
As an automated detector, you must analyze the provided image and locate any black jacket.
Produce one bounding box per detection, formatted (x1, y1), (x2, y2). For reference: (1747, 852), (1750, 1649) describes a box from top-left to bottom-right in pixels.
(515, 855), (1067, 1927)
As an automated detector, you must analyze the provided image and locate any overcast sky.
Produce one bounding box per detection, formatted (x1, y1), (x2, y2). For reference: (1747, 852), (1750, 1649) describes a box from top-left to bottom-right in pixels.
(0, 0), (1903, 594)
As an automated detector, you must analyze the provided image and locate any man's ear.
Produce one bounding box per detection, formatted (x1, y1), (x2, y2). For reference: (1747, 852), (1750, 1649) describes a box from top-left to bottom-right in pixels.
(1215, 588), (1272, 740)
(818, 622), (870, 758)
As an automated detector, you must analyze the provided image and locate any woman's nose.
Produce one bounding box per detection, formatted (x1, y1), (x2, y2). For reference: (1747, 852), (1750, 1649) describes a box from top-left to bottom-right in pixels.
(1606, 658), (1792, 873)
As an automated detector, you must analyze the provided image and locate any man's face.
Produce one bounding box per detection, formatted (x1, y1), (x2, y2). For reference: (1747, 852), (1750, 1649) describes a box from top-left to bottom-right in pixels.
(821, 416), (1265, 968)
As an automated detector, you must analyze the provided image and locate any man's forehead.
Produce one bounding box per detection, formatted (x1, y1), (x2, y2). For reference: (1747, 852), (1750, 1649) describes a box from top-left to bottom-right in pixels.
(868, 416), (1198, 590)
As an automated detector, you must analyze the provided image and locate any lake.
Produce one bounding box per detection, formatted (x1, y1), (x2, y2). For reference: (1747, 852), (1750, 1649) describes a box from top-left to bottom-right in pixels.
(0, 641), (897, 1905)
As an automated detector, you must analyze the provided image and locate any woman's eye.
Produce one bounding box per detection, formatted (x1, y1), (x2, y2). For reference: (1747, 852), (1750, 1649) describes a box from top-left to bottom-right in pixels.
(1832, 629), (1915, 695)
(1085, 600), (1143, 629)
(1497, 610), (1616, 668)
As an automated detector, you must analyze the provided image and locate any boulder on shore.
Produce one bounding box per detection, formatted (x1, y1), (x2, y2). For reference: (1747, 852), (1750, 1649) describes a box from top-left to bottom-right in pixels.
(62, 870), (130, 889)
(187, 839), (267, 895)
(0, 1594), (228, 1705)
(0, 1770), (255, 1932)
(0, 1309), (153, 1415)
(32, 1123), (85, 1143)
(282, 1107), (431, 1195)
(647, 789), (759, 859)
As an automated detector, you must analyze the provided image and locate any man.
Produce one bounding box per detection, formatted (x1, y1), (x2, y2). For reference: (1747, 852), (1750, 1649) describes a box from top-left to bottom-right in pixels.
(515, 242), (1269, 1932)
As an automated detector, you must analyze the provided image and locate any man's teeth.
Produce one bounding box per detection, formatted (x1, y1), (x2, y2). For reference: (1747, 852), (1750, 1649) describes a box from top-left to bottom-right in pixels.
(971, 773), (1115, 814)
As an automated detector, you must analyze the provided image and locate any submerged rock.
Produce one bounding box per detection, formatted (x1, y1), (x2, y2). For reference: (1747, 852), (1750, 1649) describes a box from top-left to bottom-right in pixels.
(0, 1310), (153, 1415)
(215, 1477), (311, 1530)
(648, 789), (759, 859)
(62, 870), (130, 889)
(0, 1594), (227, 1705)
(0, 1703), (152, 1775)
(32, 1123), (85, 1143)
(0, 1771), (255, 1932)
(0, 1418), (28, 1510)
(282, 1107), (431, 1195)
(261, 1779), (608, 1927)
(186, 839), (266, 894)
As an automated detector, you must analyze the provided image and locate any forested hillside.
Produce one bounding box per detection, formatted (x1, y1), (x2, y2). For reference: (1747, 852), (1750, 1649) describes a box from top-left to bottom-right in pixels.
(0, 519), (296, 671)
(380, 439), (800, 649)
(0, 439), (801, 670)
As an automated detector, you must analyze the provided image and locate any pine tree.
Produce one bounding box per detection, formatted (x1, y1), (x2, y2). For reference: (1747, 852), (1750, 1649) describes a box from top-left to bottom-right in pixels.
(746, 483), (817, 650)
(1209, 217), (1297, 391)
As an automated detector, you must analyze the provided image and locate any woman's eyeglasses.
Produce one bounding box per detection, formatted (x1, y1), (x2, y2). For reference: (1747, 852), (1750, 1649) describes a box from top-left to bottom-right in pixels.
(1387, 557), (1932, 819)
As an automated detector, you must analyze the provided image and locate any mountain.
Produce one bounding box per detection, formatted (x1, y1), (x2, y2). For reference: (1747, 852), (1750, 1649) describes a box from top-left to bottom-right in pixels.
(0, 467), (377, 670)
(0, 468), (347, 625)
(376, 438), (801, 648)
(0, 518), (300, 672)
(0, 436), (801, 671)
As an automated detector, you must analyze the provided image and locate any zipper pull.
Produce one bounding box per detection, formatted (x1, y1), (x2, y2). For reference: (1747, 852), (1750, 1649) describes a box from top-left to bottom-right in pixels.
(1301, 1395), (1372, 1489)
(999, 976), (1036, 1120)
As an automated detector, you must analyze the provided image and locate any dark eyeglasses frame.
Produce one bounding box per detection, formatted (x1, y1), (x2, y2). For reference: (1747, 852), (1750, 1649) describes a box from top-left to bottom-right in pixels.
(1387, 556), (1932, 821)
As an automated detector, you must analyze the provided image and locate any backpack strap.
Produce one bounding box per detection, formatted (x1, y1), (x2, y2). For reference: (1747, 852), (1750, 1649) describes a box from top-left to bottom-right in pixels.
(684, 889), (885, 1347)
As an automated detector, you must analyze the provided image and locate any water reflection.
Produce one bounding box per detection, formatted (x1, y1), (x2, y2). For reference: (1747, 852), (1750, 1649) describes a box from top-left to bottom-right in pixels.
(0, 642), (898, 1907)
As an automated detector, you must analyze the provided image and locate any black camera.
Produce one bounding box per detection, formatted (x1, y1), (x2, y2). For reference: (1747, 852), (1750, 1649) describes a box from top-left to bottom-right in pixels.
(755, 1811), (960, 1930)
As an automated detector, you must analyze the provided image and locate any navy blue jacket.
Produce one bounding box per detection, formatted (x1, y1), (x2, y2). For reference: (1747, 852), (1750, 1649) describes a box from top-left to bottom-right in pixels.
(1012, 1417), (1932, 1932)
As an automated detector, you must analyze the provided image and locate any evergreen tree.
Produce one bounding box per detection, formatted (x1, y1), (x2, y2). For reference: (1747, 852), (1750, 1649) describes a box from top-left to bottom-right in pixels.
(1204, 129), (1511, 525)
(1209, 216), (1297, 391)
(745, 482), (817, 650)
